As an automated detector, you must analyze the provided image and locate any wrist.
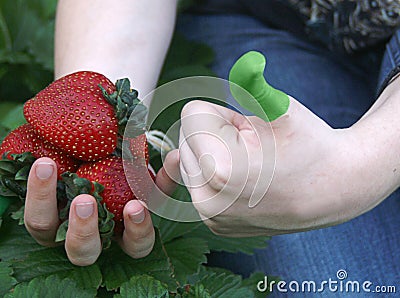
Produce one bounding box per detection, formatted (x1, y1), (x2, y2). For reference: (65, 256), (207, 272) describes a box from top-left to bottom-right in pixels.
(337, 122), (400, 214)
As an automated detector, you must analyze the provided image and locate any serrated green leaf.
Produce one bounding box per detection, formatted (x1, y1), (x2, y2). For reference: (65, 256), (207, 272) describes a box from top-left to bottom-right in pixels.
(5, 275), (95, 298)
(114, 275), (169, 298)
(0, 160), (19, 175)
(100, 229), (176, 292)
(164, 237), (209, 284)
(183, 283), (211, 298)
(10, 205), (24, 225)
(152, 185), (202, 243)
(0, 220), (102, 291)
(0, 219), (44, 260)
(0, 262), (17, 296)
(187, 224), (270, 255)
(241, 272), (279, 297)
(14, 165), (30, 181)
(191, 268), (254, 298)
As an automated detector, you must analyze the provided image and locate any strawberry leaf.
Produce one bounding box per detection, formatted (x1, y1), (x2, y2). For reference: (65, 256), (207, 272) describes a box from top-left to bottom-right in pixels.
(99, 229), (177, 292)
(188, 267), (255, 298)
(0, 262), (17, 296)
(164, 237), (209, 284)
(187, 224), (270, 255)
(182, 283), (211, 298)
(152, 185), (269, 255)
(114, 275), (169, 298)
(4, 275), (96, 298)
(0, 153), (36, 199)
(241, 272), (279, 298)
(0, 220), (102, 292)
(152, 186), (203, 243)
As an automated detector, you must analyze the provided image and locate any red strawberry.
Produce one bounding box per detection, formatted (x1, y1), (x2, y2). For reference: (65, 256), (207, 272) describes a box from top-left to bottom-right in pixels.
(23, 71), (118, 161)
(76, 134), (152, 234)
(77, 156), (132, 234)
(129, 133), (150, 166)
(125, 133), (154, 202)
(0, 124), (81, 178)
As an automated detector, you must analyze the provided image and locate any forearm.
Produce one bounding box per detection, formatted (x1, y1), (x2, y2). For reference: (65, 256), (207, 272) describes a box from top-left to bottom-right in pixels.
(344, 76), (400, 208)
(55, 0), (177, 96)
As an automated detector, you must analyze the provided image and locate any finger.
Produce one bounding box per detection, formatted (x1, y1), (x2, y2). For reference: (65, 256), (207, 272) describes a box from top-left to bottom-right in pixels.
(179, 125), (233, 218)
(178, 126), (203, 186)
(25, 157), (59, 246)
(65, 194), (101, 266)
(156, 149), (181, 196)
(120, 200), (155, 259)
(181, 100), (238, 162)
(180, 101), (249, 189)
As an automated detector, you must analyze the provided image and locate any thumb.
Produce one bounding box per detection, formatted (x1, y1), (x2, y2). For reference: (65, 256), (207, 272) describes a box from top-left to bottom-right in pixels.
(229, 51), (290, 122)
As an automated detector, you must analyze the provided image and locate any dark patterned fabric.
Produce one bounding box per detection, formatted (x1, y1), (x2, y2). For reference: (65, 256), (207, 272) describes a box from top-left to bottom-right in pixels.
(287, 0), (400, 53)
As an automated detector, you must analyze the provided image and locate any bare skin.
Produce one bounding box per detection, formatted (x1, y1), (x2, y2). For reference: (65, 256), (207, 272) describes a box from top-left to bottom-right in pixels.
(25, 0), (400, 265)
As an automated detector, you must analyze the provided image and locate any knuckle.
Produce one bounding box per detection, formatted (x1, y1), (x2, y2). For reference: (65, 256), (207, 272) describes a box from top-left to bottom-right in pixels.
(205, 164), (230, 191)
(66, 236), (101, 266)
(204, 219), (227, 236)
(181, 100), (202, 118)
(25, 219), (54, 233)
(68, 229), (98, 243)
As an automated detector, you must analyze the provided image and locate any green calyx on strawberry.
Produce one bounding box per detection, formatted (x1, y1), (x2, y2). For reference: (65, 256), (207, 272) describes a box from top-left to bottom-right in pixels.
(24, 71), (147, 161)
(0, 71), (152, 245)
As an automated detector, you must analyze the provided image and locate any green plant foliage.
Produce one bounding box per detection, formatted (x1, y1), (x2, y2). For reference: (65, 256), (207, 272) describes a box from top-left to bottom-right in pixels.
(4, 275), (96, 298)
(0, 262), (17, 296)
(0, 202), (272, 297)
(0, 1), (276, 296)
(0, 0), (56, 103)
(114, 275), (169, 298)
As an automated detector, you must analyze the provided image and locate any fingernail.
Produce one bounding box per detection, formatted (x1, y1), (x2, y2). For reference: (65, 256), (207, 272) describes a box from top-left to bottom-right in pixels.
(129, 208), (145, 224)
(76, 202), (94, 219)
(36, 162), (54, 180)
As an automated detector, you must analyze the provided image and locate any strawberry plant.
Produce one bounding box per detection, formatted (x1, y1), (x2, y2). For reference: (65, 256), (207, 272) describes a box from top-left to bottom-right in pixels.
(0, 70), (276, 297)
(0, 1), (277, 296)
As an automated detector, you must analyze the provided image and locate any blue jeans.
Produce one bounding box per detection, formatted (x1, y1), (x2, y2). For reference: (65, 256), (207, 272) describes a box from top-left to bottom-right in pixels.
(177, 13), (400, 297)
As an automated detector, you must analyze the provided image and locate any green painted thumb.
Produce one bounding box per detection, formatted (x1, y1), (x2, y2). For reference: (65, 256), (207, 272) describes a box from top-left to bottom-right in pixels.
(229, 51), (289, 122)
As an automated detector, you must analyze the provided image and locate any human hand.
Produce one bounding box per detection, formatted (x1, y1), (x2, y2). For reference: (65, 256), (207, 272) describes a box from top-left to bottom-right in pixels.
(157, 51), (381, 237)
(24, 157), (155, 266)
(160, 96), (374, 237)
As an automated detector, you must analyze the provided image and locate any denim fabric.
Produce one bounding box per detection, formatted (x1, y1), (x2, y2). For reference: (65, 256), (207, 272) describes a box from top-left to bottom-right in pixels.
(378, 30), (400, 95)
(176, 13), (399, 297)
